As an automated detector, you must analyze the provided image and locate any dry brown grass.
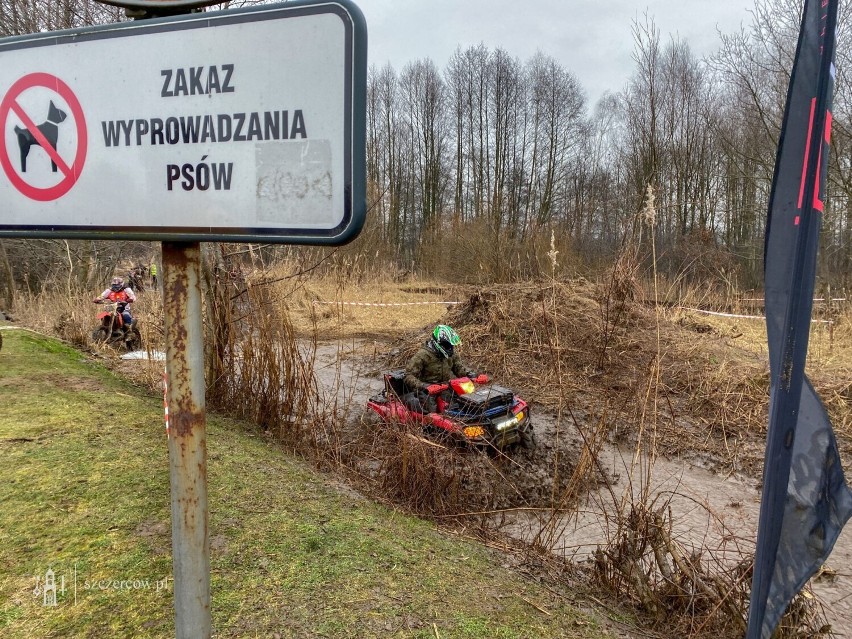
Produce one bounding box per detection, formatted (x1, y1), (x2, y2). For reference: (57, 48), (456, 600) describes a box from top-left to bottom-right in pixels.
(659, 304), (852, 467)
(209, 255), (457, 339)
(292, 279), (456, 338)
(590, 496), (828, 638)
(358, 416), (484, 517)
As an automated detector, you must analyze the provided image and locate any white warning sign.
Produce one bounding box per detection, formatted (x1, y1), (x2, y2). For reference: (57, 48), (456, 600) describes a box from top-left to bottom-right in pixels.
(0, 1), (367, 245)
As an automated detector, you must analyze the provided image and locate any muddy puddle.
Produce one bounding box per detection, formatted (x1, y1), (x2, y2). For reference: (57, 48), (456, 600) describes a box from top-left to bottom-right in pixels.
(312, 339), (852, 635)
(504, 428), (852, 635)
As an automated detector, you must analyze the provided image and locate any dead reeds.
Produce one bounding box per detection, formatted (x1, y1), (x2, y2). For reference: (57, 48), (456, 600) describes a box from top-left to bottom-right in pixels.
(202, 249), (321, 451)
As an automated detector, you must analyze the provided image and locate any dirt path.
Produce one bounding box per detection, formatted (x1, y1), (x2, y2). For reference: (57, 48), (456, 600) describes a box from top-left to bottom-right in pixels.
(315, 338), (852, 636)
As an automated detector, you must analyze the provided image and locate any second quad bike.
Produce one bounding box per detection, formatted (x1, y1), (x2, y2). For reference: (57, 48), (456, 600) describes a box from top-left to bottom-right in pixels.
(366, 370), (535, 452)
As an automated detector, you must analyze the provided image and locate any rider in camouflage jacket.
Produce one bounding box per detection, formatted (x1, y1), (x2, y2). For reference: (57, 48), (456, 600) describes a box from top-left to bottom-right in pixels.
(404, 339), (473, 391)
(404, 325), (475, 412)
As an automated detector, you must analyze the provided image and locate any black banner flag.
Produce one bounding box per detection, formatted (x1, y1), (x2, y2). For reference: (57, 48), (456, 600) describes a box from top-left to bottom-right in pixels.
(747, 0), (852, 637)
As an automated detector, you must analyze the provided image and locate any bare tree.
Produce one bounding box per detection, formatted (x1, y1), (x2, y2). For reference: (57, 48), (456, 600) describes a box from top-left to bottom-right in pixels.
(526, 52), (585, 230)
(400, 59), (448, 235)
(0, 0), (123, 35)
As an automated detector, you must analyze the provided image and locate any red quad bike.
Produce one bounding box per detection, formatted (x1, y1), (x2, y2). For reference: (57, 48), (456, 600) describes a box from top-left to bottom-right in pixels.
(367, 370), (535, 452)
(92, 300), (142, 351)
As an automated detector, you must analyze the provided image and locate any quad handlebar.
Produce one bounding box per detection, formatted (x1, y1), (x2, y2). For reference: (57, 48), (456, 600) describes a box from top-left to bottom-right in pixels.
(425, 374), (490, 395)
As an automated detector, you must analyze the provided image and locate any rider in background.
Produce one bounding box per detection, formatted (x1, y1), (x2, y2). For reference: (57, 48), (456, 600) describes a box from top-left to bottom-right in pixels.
(128, 265), (146, 293)
(94, 277), (137, 329)
(404, 324), (486, 412)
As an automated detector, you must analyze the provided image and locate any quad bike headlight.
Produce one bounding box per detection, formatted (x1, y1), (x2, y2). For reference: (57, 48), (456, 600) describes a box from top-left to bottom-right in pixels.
(495, 416), (518, 431)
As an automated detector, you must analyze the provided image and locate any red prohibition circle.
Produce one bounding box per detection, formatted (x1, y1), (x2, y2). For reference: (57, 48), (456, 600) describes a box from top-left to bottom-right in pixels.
(0, 72), (88, 201)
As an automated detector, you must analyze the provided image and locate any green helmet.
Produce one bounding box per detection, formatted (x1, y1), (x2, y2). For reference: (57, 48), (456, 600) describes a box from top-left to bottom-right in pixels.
(431, 324), (461, 359)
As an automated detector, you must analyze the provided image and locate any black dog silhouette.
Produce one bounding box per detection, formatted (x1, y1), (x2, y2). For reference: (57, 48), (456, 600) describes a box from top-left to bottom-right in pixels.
(15, 101), (68, 173)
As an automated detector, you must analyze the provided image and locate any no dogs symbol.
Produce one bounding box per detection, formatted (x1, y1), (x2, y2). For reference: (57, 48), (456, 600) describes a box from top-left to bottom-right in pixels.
(0, 73), (87, 201)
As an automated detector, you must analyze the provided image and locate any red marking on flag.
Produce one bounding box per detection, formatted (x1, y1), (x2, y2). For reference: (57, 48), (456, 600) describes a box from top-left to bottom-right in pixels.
(798, 98), (817, 210)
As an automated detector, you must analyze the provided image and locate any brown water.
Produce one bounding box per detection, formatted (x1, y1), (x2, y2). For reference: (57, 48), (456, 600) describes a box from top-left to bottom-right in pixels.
(505, 437), (852, 635)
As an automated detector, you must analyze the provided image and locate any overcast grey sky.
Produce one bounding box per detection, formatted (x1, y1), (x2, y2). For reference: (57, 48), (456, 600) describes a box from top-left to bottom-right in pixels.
(353, 0), (755, 105)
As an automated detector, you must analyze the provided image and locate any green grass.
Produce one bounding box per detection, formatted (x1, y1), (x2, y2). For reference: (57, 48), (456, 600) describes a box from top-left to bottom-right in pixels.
(0, 329), (613, 638)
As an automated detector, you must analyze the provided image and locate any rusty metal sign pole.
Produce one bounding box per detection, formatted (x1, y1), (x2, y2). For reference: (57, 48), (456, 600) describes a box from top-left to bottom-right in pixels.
(162, 241), (211, 638)
(118, 9), (214, 638)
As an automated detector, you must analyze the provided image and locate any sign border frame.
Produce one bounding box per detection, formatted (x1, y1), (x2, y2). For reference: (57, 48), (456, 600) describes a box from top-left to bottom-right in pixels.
(0, 0), (367, 246)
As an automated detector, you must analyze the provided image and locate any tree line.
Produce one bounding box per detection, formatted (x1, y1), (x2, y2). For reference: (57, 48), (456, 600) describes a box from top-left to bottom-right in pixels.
(365, 0), (852, 288)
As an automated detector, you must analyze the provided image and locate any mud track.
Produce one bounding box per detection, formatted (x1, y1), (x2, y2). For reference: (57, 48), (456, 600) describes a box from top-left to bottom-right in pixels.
(315, 338), (852, 637)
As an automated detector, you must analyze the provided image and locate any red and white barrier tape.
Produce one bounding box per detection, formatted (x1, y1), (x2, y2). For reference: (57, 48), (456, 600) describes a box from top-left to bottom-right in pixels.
(312, 300), (459, 307)
(163, 371), (170, 437)
(740, 297), (847, 302)
(682, 307), (833, 324)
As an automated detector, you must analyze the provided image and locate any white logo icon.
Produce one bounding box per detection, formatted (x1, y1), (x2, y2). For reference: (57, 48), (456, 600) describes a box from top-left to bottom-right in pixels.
(33, 567), (66, 606)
